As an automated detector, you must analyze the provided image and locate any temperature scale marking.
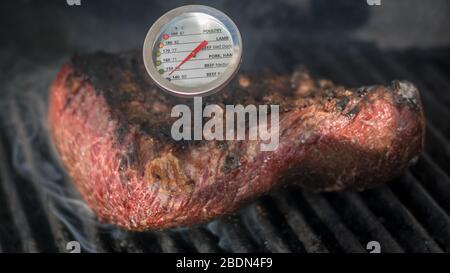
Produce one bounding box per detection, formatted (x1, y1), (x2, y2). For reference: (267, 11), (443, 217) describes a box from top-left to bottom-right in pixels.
(143, 5), (242, 96)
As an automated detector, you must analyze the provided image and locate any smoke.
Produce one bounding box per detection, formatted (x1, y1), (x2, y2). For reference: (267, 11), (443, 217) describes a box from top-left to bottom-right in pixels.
(0, 50), (219, 253)
(0, 52), (115, 252)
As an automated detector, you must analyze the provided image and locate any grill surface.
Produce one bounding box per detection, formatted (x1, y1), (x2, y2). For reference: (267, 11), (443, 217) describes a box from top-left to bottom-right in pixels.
(0, 44), (449, 253)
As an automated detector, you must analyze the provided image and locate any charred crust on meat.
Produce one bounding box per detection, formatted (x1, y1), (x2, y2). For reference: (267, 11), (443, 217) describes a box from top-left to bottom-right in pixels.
(49, 51), (425, 230)
(67, 52), (420, 154)
(391, 80), (421, 110)
(218, 141), (229, 150)
(356, 86), (370, 97)
(345, 104), (361, 117)
(222, 154), (240, 172)
(336, 96), (350, 112)
(144, 153), (193, 194)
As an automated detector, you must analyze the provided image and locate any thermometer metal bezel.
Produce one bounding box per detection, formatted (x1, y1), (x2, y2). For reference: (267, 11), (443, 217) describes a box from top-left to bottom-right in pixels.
(143, 5), (243, 97)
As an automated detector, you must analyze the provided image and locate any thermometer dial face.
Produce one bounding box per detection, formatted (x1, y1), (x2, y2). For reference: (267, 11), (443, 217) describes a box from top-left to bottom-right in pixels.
(143, 5), (243, 97)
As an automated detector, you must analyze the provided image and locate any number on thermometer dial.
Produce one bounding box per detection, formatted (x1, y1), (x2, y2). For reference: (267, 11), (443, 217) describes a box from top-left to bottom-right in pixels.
(143, 5), (242, 97)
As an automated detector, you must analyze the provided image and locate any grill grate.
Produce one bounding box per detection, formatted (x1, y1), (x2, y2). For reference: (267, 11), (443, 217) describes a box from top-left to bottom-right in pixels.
(0, 45), (449, 253)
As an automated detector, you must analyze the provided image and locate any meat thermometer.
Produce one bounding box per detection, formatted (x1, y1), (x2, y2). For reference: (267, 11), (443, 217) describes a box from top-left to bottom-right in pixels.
(143, 5), (243, 97)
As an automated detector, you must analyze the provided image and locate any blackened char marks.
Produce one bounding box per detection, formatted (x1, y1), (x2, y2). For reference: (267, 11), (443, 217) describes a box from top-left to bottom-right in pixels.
(71, 52), (178, 145)
(336, 97), (350, 112)
(48, 51), (425, 230)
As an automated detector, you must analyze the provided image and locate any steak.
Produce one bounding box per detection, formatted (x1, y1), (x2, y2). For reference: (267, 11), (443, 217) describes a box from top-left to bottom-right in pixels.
(48, 51), (424, 230)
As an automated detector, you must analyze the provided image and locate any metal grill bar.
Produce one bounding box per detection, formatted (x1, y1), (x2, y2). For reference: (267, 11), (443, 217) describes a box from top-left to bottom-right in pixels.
(155, 232), (184, 253)
(360, 187), (442, 253)
(391, 173), (450, 251)
(287, 47), (414, 253)
(0, 140), (62, 252)
(0, 132), (38, 252)
(187, 228), (221, 253)
(264, 196), (309, 253)
(312, 47), (446, 252)
(0, 45), (448, 253)
(342, 49), (450, 173)
(418, 64), (450, 105)
(348, 50), (450, 212)
(208, 218), (256, 253)
(346, 47), (450, 235)
(9, 101), (104, 253)
(240, 200), (292, 253)
(125, 231), (161, 253)
(424, 124), (450, 175)
(301, 192), (366, 253)
(324, 191), (404, 253)
(272, 191), (329, 253)
(410, 155), (450, 213)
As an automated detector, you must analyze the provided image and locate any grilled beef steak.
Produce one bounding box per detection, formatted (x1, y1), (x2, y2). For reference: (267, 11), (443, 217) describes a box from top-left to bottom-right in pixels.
(48, 51), (424, 230)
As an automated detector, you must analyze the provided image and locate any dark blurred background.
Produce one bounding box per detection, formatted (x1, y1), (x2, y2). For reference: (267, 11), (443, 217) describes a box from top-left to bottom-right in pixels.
(1, 0), (449, 70)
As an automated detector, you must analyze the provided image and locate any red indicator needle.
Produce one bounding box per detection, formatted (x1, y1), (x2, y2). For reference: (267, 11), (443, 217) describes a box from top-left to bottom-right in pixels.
(169, 40), (208, 75)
